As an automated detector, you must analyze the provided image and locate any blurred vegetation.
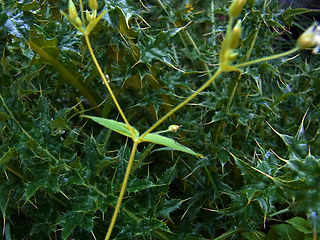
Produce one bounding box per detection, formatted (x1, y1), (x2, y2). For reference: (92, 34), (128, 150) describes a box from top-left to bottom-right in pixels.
(0, 0), (320, 239)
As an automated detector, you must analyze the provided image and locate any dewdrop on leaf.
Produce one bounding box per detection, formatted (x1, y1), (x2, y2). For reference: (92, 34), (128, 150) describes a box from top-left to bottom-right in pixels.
(229, 0), (246, 18)
(68, 0), (78, 20)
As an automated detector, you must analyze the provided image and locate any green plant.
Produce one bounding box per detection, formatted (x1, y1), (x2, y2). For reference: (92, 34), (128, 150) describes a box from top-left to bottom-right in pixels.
(1, 0), (320, 239)
(59, 0), (320, 239)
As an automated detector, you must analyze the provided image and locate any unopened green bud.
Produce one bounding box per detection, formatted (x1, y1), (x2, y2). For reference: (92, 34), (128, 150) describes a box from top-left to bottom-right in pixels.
(168, 125), (179, 132)
(89, 0), (98, 10)
(68, 0), (78, 20)
(228, 52), (239, 61)
(229, 20), (242, 49)
(73, 16), (83, 27)
(229, 0), (246, 18)
(86, 10), (93, 22)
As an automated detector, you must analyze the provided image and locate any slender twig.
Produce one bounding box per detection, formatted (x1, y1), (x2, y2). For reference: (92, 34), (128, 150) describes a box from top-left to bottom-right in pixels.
(140, 68), (223, 138)
(234, 47), (300, 68)
(84, 34), (136, 139)
(105, 141), (139, 240)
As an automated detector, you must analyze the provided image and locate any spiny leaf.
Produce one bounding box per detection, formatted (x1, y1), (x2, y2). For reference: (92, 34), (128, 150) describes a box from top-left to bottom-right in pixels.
(29, 30), (101, 110)
(0, 148), (18, 165)
(156, 199), (183, 218)
(267, 122), (309, 158)
(60, 211), (94, 240)
(126, 178), (155, 193)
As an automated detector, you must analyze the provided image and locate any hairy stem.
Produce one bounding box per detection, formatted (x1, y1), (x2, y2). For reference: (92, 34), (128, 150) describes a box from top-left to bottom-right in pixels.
(105, 141), (139, 240)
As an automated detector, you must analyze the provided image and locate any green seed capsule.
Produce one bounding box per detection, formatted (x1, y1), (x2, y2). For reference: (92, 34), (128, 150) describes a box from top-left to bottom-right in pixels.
(229, 20), (242, 49)
(68, 0), (78, 20)
(229, 0), (246, 18)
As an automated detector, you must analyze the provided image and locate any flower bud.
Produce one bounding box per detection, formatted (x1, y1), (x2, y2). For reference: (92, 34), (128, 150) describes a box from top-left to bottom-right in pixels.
(68, 0), (78, 20)
(229, 20), (242, 49)
(73, 17), (83, 27)
(229, 0), (246, 18)
(168, 125), (179, 132)
(228, 52), (239, 62)
(89, 0), (98, 10)
(86, 10), (93, 22)
(297, 26), (317, 50)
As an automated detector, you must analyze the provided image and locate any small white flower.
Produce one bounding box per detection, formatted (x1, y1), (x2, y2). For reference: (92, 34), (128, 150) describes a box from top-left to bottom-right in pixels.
(312, 25), (320, 54)
(297, 23), (320, 54)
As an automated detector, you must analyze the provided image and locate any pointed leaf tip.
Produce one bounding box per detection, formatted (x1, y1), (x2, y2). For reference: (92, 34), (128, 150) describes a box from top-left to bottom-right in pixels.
(141, 133), (204, 157)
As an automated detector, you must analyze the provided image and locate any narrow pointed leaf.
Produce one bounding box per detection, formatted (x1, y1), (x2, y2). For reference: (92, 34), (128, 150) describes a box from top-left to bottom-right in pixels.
(85, 10), (108, 35)
(60, 11), (85, 34)
(82, 115), (138, 139)
(141, 133), (203, 157)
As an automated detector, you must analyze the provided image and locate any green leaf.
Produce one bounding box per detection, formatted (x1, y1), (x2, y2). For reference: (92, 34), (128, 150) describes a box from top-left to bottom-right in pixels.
(85, 10), (108, 35)
(156, 199), (183, 218)
(241, 231), (266, 240)
(82, 115), (138, 139)
(0, 148), (18, 165)
(127, 178), (155, 193)
(141, 133), (204, 157)
(0, 184), (11, 228)
(60, 11), (85, 34)
(286, 217), (312, 234)
(29, 30), (101, 110)
(136, 218), (170, 236)
(60, 211), (94, 240)
(268, 224), (304, 240)
(282, 8), (311, 25)
(267, 122), (309, 158)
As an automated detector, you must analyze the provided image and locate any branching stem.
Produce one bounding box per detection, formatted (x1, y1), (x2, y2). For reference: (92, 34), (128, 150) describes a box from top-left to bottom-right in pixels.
(140, 68), (223, 138)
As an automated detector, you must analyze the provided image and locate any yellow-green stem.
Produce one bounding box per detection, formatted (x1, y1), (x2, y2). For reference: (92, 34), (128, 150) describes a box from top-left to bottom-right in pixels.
(105, 140), (139, 240)
(140, 68), (223, 138)
(84, 34), (136, 138)
(79, 0), (85, 27)
(234, 47), (300, 68)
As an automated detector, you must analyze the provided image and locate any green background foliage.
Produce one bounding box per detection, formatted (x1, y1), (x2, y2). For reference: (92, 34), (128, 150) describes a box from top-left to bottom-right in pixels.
(1, 0), (320, 239)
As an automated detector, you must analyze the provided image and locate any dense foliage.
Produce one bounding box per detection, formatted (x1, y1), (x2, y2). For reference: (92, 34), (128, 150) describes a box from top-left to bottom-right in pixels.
(1, 0), (320, 239)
